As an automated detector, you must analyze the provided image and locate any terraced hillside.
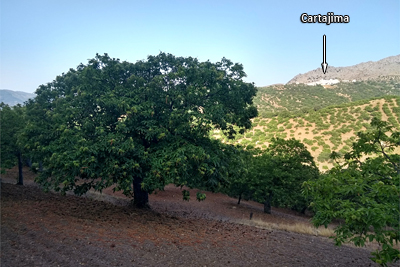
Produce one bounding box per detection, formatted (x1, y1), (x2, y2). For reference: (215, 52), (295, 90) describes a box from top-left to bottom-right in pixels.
(212, 96), (400, 171)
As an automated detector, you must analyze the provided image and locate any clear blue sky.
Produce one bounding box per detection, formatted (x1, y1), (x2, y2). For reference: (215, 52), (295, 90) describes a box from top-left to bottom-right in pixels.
(1, 0), (399, 93)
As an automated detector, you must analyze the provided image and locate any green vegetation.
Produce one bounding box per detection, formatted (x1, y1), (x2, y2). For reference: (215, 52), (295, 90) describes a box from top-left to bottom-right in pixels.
(22, 53), (258, 207)
(212, 94), (400, 169)
(225, 138), (319, 213)
(253, 81), (400, 117)
(304, 118), (400, 266)
(317, 148), (331, 162)
(303, 138), (314, 146)
(0, 103), (26, 184)
(2, 52), (399, 267)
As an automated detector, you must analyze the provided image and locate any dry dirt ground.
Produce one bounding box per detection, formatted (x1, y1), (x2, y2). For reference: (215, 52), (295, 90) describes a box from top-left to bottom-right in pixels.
(1, 167), (384, 267)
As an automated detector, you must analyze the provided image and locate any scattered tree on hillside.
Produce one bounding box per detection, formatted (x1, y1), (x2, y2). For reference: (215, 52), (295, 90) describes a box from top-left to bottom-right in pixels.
(223, 147), (253, 204)
(303, 118), (400, 266)
(250, 138), (319, 213)
(23, 53), (258, 208)
(227, 138), (319, 213)
(0, 103), (26, 185)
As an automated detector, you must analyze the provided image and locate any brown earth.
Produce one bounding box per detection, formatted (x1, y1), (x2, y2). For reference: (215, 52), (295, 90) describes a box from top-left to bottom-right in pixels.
(1, 167), (386, 267)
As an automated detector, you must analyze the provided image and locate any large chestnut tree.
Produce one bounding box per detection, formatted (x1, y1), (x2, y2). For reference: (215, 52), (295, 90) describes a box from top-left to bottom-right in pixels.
(23, 53), (257, 207)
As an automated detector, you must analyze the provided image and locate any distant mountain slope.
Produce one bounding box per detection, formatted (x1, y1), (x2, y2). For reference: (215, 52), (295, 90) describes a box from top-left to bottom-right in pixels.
(254, 80), (400, 117)
(0, 90), (36, 106)
(288, 55), (400, 84)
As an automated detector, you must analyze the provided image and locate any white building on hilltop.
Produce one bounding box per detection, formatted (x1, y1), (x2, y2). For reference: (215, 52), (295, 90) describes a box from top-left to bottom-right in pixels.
(306, 79), (340, 86)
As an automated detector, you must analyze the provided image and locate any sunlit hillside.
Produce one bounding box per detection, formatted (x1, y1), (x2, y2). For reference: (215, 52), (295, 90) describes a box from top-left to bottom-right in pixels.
(254, 80), (400, 118)
(212, 95), (400, 171)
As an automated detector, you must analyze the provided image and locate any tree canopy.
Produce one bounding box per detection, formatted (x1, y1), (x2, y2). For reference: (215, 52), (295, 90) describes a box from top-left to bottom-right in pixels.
(226, 138), (319, 213)
(23, 53), (258, 207)
(0, 103), (26, 184)
(303, 118), (400, 266)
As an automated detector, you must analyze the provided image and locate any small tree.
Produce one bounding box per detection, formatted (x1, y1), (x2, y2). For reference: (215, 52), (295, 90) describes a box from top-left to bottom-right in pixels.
(223, 147), (253, 204)
(266, 137), (319, 212)
(0, 103), (26, 184)
(303, 118), (400, 266)
(23, 53), (258, 207)
(231, 138), (319, 213)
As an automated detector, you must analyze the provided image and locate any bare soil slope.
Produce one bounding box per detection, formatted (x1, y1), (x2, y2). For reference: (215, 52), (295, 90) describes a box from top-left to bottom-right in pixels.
(1, 167), (382, 267)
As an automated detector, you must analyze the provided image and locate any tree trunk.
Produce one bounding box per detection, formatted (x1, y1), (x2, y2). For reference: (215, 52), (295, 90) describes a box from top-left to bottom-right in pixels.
(264, 192), (273, 214)
(237, 194), (242, 205)
(25, 158), (32, 167)
(133, 176), (149, 208)
(17, 151), (23, 185)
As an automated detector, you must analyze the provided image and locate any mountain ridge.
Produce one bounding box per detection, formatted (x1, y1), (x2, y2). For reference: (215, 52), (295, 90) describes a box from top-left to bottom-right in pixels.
(0, 89), (36, 106)
(287, 55), (400, 84)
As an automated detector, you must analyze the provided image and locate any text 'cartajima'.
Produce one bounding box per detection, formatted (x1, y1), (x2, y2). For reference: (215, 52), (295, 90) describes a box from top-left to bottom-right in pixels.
(300, 12), (350, 25)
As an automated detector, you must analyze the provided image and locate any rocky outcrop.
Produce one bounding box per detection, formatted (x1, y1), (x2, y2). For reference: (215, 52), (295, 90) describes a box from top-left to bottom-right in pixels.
(287, 55), (400, 84)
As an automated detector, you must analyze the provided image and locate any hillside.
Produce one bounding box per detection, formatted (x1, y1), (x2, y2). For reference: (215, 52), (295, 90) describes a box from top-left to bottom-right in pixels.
(1, 168), (382, 267)
(213, 96), (400, 171)
(287, 54), (400, 84)
(250, 58), (400, 171)
(254, 80), (400, 117)
(0, 89), (35, 106)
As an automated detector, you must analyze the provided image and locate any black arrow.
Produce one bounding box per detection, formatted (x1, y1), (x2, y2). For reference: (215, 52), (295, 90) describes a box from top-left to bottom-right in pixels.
(321, 34), (328, 74)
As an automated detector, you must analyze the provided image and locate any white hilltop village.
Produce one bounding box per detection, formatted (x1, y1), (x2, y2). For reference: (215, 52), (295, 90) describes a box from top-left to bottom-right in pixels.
(299, 78), (357, 86)
(288, 55), (400, 86)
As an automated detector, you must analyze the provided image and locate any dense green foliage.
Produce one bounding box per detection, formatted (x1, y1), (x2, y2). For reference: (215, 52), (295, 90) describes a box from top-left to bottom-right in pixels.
(1, 103), (21, 168)
(254, 84), (347, 117)
(213, 96), (400, 168)
(220, 147), (253, 204)
(254, 81), (400, 117)
(303, 118), (400, 266)
(23, 53), (258, 207)
(0, 103), (26, 184)
(336, 80), (400, 102)
(226, 138), (319, 213)
(2, 53), (399, 266)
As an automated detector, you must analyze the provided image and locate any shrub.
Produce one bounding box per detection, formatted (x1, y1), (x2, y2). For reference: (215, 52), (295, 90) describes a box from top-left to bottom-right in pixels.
(364, 105), (374, 112)
(303, 138), (314, 146)
(317, 148), (331, 162)
(259, 120), (267, 126)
